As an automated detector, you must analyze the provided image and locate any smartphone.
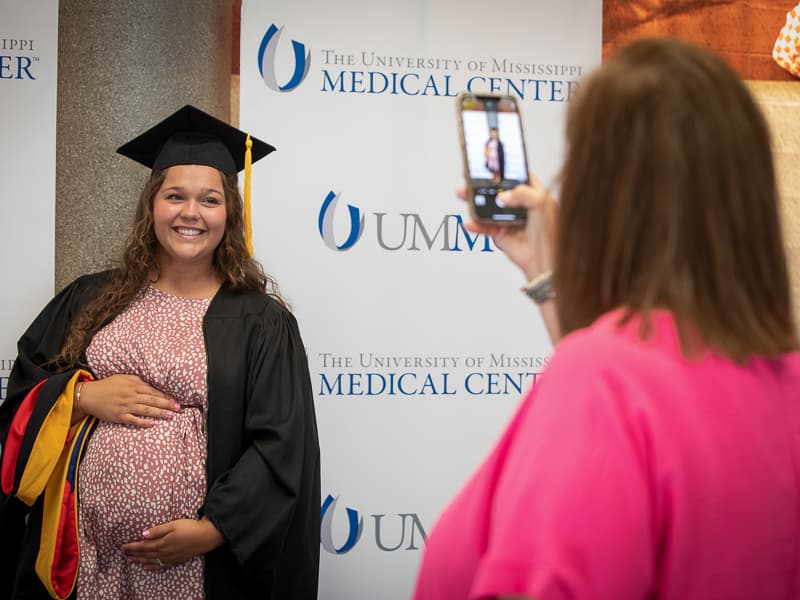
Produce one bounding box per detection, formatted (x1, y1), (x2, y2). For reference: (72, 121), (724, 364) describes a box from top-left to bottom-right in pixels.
(456, 92), (529, 225)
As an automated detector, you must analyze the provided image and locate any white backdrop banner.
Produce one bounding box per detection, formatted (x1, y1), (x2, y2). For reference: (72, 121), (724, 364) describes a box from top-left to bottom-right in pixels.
(240, 2), (601, 597)
(0, 1), (58, 404)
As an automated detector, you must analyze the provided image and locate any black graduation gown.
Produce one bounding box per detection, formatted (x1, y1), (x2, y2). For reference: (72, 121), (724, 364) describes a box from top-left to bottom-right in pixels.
(0, 271), (320, 600)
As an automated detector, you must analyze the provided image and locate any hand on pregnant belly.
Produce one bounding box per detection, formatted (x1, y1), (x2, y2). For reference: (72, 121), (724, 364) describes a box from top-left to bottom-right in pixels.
(120, 517), (225, 569)
(76, 374), (181, 426)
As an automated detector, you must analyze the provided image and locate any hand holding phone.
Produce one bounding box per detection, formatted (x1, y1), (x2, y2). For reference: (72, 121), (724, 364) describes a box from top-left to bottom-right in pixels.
(456, 92), (530, 225)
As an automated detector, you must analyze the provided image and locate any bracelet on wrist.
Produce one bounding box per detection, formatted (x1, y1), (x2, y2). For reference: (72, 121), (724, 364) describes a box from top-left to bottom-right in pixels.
(75, 381), (85, 410)
(521, 271), (555, 305)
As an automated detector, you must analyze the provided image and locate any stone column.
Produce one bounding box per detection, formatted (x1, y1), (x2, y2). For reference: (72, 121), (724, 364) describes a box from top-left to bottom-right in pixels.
(55, 0), (232, 290)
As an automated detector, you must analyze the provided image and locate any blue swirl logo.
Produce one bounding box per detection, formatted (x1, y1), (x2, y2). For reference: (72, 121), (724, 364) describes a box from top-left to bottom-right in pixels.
(318, 191), (365, 251)
(257, 23), (311, 92)
(320, 494), (364, 554)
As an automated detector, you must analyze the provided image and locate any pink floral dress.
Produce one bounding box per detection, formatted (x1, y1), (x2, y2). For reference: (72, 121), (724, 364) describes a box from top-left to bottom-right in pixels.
(77, 286), (211, 599)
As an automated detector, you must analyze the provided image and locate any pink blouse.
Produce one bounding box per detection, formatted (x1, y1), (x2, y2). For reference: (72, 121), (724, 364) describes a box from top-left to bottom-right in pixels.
(414, 309), (800, 600)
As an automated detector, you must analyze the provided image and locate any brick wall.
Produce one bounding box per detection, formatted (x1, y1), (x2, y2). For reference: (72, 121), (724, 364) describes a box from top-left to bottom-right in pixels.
(604, 0), (800, 324)
(604, 0), (797, 80)
(750, 82), (800, 326)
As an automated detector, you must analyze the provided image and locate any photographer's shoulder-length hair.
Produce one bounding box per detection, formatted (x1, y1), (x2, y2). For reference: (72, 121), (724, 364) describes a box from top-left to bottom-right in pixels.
(554, 37), (797, 361)
(52, 169), (284, 368)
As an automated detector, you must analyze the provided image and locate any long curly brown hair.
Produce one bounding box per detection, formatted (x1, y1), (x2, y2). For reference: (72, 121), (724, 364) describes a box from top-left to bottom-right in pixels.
(52, 168), (285, 369)
(554, 38), (797, 361)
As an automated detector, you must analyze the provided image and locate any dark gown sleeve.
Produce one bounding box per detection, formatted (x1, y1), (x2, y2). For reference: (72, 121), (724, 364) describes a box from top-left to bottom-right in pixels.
(0, 272), (106, 600)
(0, 272), (108, 429)
(202, 304), (320, 598)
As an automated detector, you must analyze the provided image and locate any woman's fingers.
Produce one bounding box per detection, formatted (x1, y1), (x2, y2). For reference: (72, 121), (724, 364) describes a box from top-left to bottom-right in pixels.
(79, 375), (180, 426)
(134, 402), (178, 420)
(496, 182), (552, 209)
(139, 391), (181, 412)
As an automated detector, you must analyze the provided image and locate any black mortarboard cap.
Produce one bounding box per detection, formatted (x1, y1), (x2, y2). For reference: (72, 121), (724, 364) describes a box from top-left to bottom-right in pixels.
(117, 104), (275, 255)
(116, 104), (275, 176)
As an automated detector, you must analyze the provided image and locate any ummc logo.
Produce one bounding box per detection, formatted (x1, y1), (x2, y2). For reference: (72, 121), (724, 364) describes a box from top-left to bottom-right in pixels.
(320, 494), (363, 554)
(320, 494), (427, 554)
(318, 191), (364, 251)
(257, 23), (311, 92)
(317, 191), (495, 252)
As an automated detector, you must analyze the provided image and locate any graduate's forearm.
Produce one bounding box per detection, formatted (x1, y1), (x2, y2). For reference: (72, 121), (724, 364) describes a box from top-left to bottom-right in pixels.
(70, 398), (88, 426)
(121, 516), (225, 567)
(197, 516), (226, 553)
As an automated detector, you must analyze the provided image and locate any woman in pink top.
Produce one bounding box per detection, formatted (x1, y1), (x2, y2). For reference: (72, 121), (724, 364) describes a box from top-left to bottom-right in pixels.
(413, 38), (800, 600)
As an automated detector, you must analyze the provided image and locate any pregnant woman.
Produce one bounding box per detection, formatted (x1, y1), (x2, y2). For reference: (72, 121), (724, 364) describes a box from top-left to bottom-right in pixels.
(0, 105), (320, 600)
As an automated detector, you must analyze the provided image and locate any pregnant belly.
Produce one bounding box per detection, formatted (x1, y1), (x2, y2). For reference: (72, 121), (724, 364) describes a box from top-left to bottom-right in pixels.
(77, 410), (206, 548)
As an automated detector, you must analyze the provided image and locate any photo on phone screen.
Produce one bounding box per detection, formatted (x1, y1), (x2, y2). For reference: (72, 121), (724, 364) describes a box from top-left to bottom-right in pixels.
(457, 93), (529, 224)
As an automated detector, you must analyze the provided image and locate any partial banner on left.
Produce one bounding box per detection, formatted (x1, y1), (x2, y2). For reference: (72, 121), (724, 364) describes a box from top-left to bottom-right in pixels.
(0, 1), (59, 403)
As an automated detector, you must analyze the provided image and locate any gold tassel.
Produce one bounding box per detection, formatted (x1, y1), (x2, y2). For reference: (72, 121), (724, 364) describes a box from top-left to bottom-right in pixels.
(244, 134), (253, 256)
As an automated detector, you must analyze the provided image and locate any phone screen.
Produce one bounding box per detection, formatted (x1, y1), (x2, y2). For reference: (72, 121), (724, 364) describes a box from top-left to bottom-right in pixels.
(458, 93), (528, 224)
